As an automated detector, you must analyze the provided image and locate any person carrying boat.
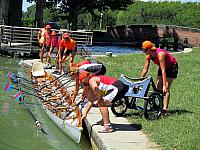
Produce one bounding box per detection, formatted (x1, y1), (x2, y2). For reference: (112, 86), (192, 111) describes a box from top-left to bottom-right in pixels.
(68, 59), (106, 103)
(58, 32), (77, 74)
(141, 40), (178, 116)
(78, 71), (128, 133)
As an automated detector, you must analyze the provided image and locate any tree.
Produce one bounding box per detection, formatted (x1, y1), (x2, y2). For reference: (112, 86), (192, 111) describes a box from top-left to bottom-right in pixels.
(43, 0), (134, 30)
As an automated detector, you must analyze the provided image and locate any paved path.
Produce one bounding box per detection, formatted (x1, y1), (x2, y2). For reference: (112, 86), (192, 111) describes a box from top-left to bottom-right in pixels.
(84, 108), (160, 150)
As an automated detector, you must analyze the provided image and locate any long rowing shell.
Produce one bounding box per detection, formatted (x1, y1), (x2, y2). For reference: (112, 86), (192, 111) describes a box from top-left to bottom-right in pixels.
(23, 63), (83, 143)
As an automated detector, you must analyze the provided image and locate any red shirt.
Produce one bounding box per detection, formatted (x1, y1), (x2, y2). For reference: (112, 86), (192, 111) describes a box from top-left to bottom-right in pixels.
(44, 31), (52, 47)
(152, 48), (177, 69)
(59, 38), (77, 52)
(51, 37), (61, 49)
(99, 75), (117, 85)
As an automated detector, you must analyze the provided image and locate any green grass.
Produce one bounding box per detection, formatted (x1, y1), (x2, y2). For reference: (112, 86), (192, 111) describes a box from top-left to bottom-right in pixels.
(78, 49), (200, 150)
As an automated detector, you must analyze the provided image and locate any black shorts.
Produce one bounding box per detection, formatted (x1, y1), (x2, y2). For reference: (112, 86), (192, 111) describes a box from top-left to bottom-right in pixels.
(158, 63), (178, 78)
(64, 50), (73, 56)
(111, 80), (129, 102)
(45, 46), (50, 52)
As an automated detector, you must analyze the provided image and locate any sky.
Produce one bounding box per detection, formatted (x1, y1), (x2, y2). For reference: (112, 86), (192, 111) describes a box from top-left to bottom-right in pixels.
(22, 0), (200, 12)
(22, 0), (35, 12)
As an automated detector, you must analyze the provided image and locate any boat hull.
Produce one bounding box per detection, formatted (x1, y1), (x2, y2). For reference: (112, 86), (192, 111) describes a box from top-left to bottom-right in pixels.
(42, 105), (82, 143)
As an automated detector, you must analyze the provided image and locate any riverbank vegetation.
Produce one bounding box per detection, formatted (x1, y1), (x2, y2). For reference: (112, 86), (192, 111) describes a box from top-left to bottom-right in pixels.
(86, 48), (199, 150)
(22, 1), (200, 29)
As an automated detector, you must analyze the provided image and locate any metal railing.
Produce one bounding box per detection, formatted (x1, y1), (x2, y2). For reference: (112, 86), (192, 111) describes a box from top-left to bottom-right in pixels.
(0, 25), (93, 54)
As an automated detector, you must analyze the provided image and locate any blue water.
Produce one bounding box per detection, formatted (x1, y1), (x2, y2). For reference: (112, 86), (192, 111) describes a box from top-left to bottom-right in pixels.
(81, 46), (142, 55)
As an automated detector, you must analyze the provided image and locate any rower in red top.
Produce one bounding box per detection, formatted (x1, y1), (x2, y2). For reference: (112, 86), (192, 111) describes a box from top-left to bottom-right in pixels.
(58, 32), (77, 74)
(73, 71), (128, 133)
(141, 40), (178, 116)
(47, 31), (61, 70)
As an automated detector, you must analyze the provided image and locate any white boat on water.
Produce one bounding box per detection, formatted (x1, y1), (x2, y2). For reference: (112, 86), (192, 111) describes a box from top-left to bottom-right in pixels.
(43, 105), (82, 143)
(23, 61), (83, 143)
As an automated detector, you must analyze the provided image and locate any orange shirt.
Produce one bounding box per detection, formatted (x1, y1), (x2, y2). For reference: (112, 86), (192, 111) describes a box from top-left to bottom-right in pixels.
(59, 38), (77, 52)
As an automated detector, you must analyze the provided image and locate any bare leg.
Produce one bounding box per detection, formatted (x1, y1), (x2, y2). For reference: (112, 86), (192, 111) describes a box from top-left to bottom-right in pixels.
(46, 52), (51, 65)
(157, 76), (174, 110)
(40, 47), (44, 63)
(87, 88), (110, 125)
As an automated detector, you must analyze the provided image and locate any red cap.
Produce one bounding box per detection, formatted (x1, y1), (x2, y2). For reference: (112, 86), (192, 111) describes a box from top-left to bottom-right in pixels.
(79, 71), (89, 81)
(51, 31), (58, 36)
(63, 33), (69, 38)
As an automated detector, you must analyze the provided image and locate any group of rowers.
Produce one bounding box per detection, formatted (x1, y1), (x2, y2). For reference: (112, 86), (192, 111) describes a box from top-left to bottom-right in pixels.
(37, 24), (77, 74)
(38, 25), (179, 133)
(66, 40), (178, 133)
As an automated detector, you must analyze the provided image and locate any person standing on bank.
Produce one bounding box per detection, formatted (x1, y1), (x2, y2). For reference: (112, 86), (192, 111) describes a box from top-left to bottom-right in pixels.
(58, 32), (77, 73)
(43, 25), (52, 68)
(140, 40), (178, 115)
(48, 31), (61, 70)
(38, 25), (46, 63)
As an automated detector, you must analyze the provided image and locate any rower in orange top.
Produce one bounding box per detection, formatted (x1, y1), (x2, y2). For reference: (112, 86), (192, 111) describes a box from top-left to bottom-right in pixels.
(58, 32), (77, 74)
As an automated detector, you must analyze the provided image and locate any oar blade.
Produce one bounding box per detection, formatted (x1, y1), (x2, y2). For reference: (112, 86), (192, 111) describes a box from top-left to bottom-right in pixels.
(3, 82), (13, 91)
(14, 91), (23, 102)
(6, 72), (18, 84)
(6, 72), (14, 78)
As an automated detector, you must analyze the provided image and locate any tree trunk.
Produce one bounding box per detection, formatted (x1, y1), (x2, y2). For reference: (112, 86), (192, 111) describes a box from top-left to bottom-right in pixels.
(68, 0), (80, 31)
(8, 0), (23, 26)
(35, 0), (44, 27)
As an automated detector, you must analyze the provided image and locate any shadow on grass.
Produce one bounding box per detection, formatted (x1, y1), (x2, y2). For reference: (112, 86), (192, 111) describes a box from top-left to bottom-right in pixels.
(120, 109), (193, 120)
(159, 109), (194, 119)
(124, 111), (143, 119)
(168, 109), (193, 115)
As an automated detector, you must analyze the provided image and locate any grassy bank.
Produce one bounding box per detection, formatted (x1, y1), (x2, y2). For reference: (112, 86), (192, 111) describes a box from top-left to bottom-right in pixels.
(80, 48), (200, 150)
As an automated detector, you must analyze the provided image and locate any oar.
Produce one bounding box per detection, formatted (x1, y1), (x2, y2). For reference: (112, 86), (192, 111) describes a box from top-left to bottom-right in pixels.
(62, 100), (83, 121)
(38, 71), (68, 90)
(7, 72), (36, 84)
(45, 79), (73, 97)
(14, 91), (47, 135)
(3, 82), (45, 100)
(49, 93), (72, 112)
(18, 82), (41, 92)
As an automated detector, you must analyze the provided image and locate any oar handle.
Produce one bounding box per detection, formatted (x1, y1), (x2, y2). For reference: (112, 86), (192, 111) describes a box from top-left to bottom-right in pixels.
(39, 73), (66, 90)
(45, 79), (72, 97)
(63, 100), (82, 120)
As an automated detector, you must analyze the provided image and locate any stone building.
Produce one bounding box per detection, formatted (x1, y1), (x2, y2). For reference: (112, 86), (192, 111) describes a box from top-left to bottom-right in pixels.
(0, 0), (23, 25)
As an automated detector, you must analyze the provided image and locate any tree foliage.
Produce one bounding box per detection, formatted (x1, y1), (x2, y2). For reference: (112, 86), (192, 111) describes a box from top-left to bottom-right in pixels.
(23, 1), (200, 29)
(26, 0), (133, 30)
(116, 1), (200, 28)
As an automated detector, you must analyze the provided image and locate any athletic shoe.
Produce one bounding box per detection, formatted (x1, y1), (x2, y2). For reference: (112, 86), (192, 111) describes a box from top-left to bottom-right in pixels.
(98, 124), (114, 133)
(96, 119), (104, 126)
(158, 109), (168, 118)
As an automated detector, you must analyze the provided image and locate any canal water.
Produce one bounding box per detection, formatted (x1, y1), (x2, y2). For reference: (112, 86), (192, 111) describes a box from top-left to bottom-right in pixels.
(84, 45), (142, 55)
(0, 57), (92, 150)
